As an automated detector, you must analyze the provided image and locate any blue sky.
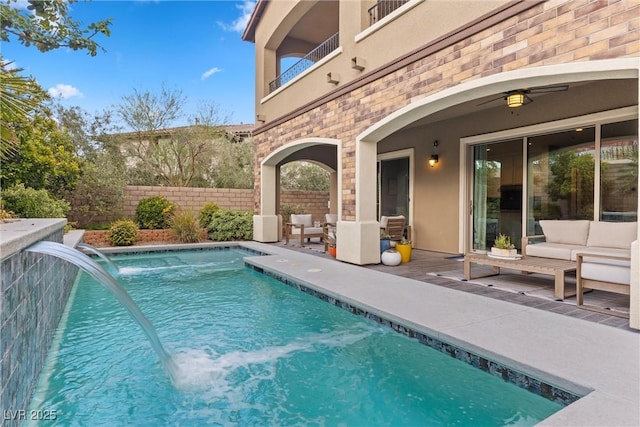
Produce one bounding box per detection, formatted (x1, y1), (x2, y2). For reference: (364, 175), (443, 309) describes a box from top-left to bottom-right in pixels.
(3, 0), (257, 126)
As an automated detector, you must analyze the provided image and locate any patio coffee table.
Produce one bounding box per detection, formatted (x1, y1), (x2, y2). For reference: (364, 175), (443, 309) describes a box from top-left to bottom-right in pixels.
(463, 253), (577, 300)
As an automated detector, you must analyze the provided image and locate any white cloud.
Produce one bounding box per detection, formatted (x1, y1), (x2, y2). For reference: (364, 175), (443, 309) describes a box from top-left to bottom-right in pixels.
(218, 0), (255, 33)
(201, 67), (222, 80)
(48, 84), (83, 99)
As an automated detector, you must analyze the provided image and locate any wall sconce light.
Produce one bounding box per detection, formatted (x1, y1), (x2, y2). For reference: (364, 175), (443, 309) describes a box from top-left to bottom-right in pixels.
(256, 114), (266, 123)
(428, 140), (439, 167)
(506, 92), (525, 108)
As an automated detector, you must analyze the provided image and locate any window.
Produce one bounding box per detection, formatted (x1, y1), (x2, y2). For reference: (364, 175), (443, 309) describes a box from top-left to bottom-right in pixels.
(600, 119), (638, 222)
(527, 128), (596, 235)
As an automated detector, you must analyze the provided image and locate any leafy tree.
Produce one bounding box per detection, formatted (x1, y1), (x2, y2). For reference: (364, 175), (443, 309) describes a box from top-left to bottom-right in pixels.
(54, 104), (121, 160)
(0, 58), (47, 158)
(115, 88), (236, 187)
(1, 0), (111, 157)
(1, 112), (82, 198)
(280, 161), (329, 191)
(66, 153), (126, 226)
(209, 135), (253, 189)
(1, 0), (112, 56)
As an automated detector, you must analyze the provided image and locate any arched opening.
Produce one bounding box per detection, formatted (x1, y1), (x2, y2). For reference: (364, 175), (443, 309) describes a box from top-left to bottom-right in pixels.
(254, 138), (340, 243)
(352, 59), (638, 263)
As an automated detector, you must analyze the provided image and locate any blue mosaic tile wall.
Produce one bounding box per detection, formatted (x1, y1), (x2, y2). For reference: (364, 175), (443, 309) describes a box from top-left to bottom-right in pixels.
(0, 231), (78, 426)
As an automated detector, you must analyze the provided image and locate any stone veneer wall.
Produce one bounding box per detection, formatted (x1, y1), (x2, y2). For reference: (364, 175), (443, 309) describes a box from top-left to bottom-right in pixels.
(251, 0), (639, 220)
(0, 229), (77, 426)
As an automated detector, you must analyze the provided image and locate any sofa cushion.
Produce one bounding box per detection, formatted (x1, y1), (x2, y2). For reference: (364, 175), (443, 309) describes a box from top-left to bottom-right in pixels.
(525, 243), (584, 261)
(290, 214), (313, 227)
(580, 262), (631, 285)
(586, 221), (637, 249)
(539, 220), (590, 245)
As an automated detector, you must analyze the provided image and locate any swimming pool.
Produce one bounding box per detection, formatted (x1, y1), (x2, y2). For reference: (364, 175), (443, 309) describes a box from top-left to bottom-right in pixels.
(29, 248), (566, 425)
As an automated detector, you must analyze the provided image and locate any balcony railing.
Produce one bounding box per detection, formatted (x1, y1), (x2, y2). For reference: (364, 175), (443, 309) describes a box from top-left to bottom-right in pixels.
(368, 0), (409, 26)
(268, 32), (340, 93)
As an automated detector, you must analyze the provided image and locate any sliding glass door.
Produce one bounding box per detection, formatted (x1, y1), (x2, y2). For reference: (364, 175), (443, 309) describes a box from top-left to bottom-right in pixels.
(378, 156), (410, 220)
(472, 140), (523, 252)
(468, 116), (637, 253)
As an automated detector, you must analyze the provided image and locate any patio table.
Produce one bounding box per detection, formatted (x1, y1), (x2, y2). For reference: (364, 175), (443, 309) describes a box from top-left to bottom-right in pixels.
(463, 253), (577, 300)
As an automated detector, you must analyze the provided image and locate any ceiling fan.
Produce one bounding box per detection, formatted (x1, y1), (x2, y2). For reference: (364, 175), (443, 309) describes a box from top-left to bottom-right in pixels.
(478, 84), (569, 108)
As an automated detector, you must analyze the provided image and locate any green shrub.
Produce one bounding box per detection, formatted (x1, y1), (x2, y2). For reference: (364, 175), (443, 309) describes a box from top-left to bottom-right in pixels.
(207, 210), (253, 241)
(0, 184), (70, 218)
(135, 196), (175, 229)
(170, 209), (202, 243)
(198, 202), (221, 228)
(107, 219), (138, 246)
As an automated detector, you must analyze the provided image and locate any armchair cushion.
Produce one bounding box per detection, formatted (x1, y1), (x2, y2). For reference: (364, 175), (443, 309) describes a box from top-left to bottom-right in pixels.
(325, 213), (338, 224)
(290, 214), (313, 227)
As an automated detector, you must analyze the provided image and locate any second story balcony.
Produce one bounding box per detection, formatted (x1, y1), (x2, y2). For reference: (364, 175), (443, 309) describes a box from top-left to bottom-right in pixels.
(368, 0), (410, 26)
(268, 32), (340, 93)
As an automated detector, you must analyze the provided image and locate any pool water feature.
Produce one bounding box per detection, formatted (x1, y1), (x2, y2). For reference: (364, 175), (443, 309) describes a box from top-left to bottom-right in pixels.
(24, 242), (177, 379)
(29, 249), (565, 425)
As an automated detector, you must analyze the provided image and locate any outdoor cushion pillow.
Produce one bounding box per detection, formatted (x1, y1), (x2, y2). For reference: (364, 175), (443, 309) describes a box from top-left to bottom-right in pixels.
(539, 220), (590, 245)
(290, 214), (313, 227)
(586, 221), (637, 249)
(525, 242), (579, 261)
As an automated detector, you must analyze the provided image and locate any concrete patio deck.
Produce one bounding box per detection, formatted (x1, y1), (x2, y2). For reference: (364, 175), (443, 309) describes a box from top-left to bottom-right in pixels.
(272, 240), (634, 330)
(236, 241), (639, 427)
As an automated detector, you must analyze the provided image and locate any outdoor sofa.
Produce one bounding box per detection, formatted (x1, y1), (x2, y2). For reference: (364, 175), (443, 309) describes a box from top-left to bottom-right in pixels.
(522, 219), (636, 317)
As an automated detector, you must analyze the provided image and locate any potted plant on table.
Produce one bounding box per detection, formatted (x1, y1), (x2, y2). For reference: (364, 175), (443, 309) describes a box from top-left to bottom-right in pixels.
(491, 234), (517, 257)
(396, 237), (412, 263)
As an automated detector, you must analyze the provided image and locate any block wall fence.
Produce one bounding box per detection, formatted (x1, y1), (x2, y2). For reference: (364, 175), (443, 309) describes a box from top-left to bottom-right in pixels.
(84, 186), (330, 225)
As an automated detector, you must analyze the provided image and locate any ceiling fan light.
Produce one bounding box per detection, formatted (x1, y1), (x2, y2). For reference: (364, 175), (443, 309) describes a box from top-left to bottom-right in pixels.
(507, 93), (525, 108)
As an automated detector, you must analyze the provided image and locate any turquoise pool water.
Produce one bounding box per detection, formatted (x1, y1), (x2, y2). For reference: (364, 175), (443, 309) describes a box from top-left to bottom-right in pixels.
(29, 249), (563, 426)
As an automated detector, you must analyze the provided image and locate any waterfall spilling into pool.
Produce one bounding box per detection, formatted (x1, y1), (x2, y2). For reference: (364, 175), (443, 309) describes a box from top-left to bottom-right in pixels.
(77, 242), (119, 274)
(24, 241), (178, 381)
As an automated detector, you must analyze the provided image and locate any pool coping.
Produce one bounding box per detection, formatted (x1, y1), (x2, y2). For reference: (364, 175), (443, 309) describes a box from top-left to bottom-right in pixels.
(98, 241), (640, 426)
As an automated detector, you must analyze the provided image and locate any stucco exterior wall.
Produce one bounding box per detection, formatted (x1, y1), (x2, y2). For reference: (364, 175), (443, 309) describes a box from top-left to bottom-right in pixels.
(257, 0), (507, 121)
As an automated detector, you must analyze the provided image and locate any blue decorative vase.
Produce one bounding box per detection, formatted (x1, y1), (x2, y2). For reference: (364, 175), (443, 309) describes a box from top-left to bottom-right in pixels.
(380, 238), (391, 254)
